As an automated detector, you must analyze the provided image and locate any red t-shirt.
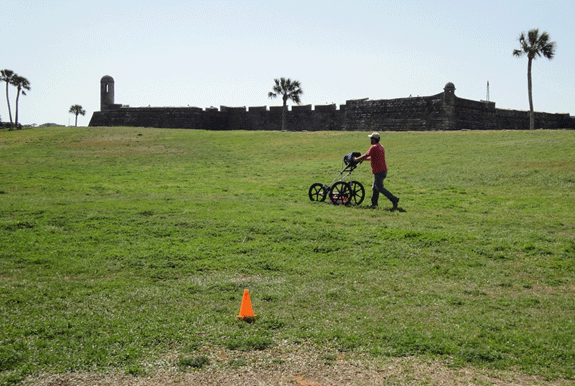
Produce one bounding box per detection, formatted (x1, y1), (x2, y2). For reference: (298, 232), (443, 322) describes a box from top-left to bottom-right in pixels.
(366, 143), (388, 174)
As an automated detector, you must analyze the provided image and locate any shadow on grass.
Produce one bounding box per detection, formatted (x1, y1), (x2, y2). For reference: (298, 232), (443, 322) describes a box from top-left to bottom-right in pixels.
(353, 205), (406, 212)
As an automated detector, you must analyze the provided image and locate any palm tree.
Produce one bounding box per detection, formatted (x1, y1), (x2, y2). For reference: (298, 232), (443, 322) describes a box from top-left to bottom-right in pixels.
(69, 105), (86, 126)
(513, 29), (556, 130)
(1, 69), (15, 129)
(268, 77), (303, 131)
(11, 75), (30, 129)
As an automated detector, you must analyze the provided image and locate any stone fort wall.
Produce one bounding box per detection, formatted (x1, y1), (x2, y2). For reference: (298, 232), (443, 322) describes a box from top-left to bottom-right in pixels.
(89, 77), (574, 131)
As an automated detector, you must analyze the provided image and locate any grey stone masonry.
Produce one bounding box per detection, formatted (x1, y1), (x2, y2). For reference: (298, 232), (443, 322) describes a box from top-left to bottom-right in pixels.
(89, 79), (574, 131)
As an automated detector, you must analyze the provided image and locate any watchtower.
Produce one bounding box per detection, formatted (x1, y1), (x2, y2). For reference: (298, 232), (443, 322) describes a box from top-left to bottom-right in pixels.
(443, 82), (456, 105)
(100, 75), (115, 111)
(442, 82), (456, 130)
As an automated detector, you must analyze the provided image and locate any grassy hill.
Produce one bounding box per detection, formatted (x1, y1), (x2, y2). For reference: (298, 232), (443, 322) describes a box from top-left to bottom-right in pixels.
(1, 127), (574, 384)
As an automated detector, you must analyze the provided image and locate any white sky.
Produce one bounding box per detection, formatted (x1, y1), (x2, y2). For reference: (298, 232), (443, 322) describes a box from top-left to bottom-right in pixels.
(2, 0), (574, 126)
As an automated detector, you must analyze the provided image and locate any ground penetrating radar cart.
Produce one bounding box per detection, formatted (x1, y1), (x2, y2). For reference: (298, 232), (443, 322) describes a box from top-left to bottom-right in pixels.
(308, 152), (365, 206)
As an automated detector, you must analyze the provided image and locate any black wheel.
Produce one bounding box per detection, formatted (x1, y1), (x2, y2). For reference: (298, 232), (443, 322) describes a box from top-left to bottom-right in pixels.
(309, 182), (327, 202)
(348, 180), (365, 206)
(329, 181), (351, 205)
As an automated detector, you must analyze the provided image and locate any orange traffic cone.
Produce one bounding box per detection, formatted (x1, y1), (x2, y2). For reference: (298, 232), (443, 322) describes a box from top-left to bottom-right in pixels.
(237, 289), (256, 322)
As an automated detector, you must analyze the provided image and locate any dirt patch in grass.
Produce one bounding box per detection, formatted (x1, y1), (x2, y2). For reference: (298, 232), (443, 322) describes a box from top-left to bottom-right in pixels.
(23, 342), (574, 386)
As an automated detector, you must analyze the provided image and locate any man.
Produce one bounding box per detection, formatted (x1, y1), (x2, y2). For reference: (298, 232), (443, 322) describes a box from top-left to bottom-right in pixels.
(354, 132), (399, 209)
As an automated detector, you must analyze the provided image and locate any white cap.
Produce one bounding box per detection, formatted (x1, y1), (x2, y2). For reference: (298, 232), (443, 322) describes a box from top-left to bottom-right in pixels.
(368, 132), (380, 140)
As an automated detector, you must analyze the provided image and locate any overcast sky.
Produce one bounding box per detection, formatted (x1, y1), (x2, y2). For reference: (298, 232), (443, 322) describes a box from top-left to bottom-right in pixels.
(2, 0), (574, 126)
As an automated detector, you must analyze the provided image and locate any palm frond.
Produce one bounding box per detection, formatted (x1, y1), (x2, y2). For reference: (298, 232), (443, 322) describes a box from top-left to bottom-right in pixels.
(541, 42), (556, 59)
(527, 29), (539, 46)
(268, 77), (303, 105)
(512, 49), (524, 57)
(514, 29), (556, 61)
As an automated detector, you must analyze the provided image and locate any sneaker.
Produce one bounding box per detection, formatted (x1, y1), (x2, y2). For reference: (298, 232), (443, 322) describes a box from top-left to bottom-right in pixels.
(367, 204), (378, 209)
(392, 197), (400, 209)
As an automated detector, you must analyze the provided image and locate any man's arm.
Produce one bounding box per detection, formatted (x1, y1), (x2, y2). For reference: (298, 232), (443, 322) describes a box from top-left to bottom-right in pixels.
(354, 153), (370, 163)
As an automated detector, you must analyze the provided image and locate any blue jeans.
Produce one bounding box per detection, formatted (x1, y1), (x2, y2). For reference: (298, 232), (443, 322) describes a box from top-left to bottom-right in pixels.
(372, 171), (397, 206)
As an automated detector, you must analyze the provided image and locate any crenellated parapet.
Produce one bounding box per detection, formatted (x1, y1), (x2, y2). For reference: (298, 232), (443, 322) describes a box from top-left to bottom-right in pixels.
(89, 78), (574, 131)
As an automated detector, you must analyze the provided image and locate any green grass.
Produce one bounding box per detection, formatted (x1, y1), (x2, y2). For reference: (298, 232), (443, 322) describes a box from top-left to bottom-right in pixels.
(1, 127), (574, 383)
